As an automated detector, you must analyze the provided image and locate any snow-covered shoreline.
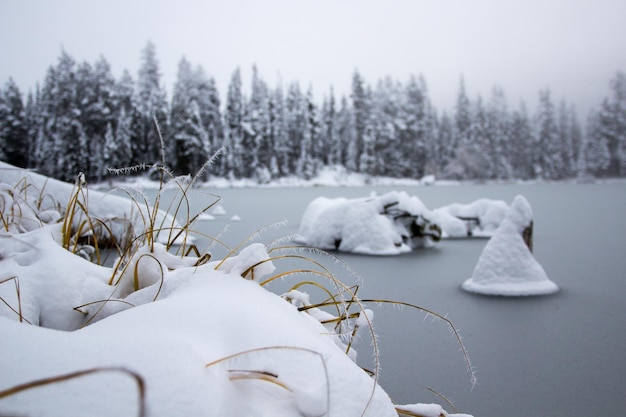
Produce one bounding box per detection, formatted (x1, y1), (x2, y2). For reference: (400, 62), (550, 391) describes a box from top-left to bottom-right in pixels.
(0, 162), (473, 417)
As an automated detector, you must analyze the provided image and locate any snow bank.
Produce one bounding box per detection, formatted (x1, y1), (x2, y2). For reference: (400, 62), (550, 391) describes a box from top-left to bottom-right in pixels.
(296, 191), (442, 255)
(0, 164), (474, 416)
(434, 198), (509, 238)
(462, 195), (559, 296)
(0, 227), (399, 416)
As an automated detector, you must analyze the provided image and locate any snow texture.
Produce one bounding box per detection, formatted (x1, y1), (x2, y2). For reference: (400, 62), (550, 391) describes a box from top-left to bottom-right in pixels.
(296, 191), (441, 255)
(462, 195), (559, 296)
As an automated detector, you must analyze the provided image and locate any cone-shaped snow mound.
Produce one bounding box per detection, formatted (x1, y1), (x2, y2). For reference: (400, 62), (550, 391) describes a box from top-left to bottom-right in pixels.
(462, 195), (559, 296)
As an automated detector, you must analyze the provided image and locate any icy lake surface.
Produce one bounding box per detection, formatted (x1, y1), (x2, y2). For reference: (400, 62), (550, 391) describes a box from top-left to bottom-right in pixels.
(150, 182), (626, 417)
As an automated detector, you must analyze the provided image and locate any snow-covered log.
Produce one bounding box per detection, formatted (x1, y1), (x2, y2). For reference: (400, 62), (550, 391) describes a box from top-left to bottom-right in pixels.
(297, 191), (441, 255)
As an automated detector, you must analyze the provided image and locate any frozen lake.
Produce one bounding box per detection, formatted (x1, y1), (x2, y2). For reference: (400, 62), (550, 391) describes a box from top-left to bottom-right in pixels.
(151, 181), (626, 417)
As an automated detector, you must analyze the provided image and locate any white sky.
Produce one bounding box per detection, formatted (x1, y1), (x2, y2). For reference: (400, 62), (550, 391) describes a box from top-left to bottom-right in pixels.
(1, 0), (626, 116)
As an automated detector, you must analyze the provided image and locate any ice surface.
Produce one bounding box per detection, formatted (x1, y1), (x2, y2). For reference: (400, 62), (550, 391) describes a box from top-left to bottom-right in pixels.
(462, 195), (559, 296)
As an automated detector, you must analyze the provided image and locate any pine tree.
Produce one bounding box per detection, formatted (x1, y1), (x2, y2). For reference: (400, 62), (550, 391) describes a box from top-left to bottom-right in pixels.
(284, 81), (305, 176)
(168, 60), (220, 179)
(557, 101), (582, 178)
(0, 78), (28, 167)
(583, 111), (610, 176)
(486, 87), (512, 179)
(269, 83), (289, 177)
(78, 56), (117, 179)
(222, 68), (245, 178)
(296, 87), (321, 179)
(24, 87), (41, 169)
(402, 75), (431, 178)
(349, 70), (371, 172)
(37, 51), (87, 181)
(454, 77), (472, 148)
(321, 87), (341, 166)
(437, 111), (454, 175)
(247, 65), (272, 180)
(136, 41), (168, 165)
(534, 89), (563, 179)
(371, 77), (401, 177)
(596, 72), (626, 176)
(114, 70), (142, 168)
(113, 106), (133, 170)
(335, 96), (354, 170)
(509, 102), (534, 179)
(196, 73), (223, 162)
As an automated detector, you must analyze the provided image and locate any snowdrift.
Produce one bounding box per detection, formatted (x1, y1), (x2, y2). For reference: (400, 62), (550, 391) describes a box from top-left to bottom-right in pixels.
(296, 191), (442, 255)
(462, 195), (559, 296)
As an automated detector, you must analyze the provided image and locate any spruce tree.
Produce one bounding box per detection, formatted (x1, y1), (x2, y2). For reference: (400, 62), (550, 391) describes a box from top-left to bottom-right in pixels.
(534, 89), (563, 179)
(222, 68), (245, 178)
(509, 102), (534, 179)
(0, 78), (28, 168)
(136, 41), (168, 165)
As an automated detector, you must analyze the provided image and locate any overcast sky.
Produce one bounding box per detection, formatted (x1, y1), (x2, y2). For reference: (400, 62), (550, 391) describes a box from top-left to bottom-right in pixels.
(1, 0), (625, 116)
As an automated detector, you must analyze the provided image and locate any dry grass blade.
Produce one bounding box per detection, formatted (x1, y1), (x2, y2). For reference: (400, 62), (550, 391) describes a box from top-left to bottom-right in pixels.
(205, 345), (330, 415)
(0, 275), (30, 324)
(427, 387), (458, 413)
(395, 405), (444, 417)
(228, 370), (293, 392)
(301, 297), (477, 388)
(73, 299), (136, 315)
(213, 221), (288, 271)
(0, 367), (146, 417)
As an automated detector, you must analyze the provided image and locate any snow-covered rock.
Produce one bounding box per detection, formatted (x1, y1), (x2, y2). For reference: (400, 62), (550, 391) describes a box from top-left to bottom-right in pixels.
(296, 191), (442, 255)
(462, 195), (559, 296)
(434, 198), (509, 238)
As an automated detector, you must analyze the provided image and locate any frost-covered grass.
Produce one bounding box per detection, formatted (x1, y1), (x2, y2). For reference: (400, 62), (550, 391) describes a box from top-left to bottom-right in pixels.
(0, 160), (475, 417)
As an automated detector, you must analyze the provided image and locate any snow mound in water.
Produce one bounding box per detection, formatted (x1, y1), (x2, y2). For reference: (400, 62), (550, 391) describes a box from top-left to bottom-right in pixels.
(296, 191), (441, 255)
(433, 198), (509, 238)
(462, 195), (559, 296)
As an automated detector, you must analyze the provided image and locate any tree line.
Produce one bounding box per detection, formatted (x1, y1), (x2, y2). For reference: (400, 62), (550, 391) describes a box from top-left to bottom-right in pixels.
(1, 41), (625, 183)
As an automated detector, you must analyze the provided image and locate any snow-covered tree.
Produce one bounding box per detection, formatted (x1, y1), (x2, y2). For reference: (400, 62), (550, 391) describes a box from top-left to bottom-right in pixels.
(247, 65), (272, 179)
(321, 87), (341, 166)
(269, 82), (289, 177)
(36, 51), (87, 181)
(0, 78), (28, 168)
(136, 41), (168, 165)
(222, 68), (245, 178)
(297, 87), (321, 179)
(509, 102), (535, 179)
(113, 70), (141, 169)
(349, 70), (372, 172)
(593, 72), (626, 177)
(335, 95), (354, 169)
(583, 110), (611, 176)
(454, 77), (472, 148)
(284, 81), (305, 176)
(534, 89), (564, 179)
(486, 87), (512, 179)
(557, 101), (582, 178)
(170, 57), (205, 175)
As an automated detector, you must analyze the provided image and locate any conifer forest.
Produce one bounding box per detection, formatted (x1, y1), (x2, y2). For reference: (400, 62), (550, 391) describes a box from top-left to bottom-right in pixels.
(1, 41), (625, 183)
